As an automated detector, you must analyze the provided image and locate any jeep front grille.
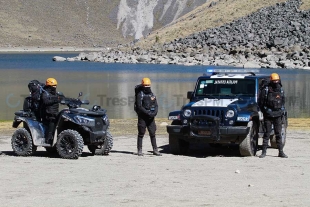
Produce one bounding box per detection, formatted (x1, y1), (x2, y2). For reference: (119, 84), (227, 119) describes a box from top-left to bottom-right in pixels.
(193, 109), (225, 123)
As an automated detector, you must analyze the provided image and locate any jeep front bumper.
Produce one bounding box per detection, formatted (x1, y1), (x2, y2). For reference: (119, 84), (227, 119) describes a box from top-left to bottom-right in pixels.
(167, 115), (250, 142)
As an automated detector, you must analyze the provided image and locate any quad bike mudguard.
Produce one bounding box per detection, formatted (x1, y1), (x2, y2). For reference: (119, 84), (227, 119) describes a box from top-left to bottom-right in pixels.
(13, 114), (50, 146)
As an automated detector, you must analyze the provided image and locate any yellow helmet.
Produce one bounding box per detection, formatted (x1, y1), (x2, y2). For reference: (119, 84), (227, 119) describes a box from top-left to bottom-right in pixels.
(46, 78), (58, 86)
(141, 78), (151, 87)
(270, 73), (280, 81)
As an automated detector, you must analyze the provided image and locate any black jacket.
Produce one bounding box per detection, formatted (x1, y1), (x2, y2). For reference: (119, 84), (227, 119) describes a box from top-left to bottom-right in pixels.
(41, 86), (59, 116)
(136, 90), (158, 118)
(259, 83), (285, 117)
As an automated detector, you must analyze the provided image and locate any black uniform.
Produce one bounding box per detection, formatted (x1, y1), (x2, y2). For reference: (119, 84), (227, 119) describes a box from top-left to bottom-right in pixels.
(136, 86), (161, 156)
(258, 81), (287, 158)
(41, 86), (59, 142)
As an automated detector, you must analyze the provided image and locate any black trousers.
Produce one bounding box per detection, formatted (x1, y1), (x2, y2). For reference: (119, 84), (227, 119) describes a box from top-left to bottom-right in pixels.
(262, 116), (283, 147)
(137, 116), (156, 138)
(43, 114), (57, 138)
(137, 116), (157, 149)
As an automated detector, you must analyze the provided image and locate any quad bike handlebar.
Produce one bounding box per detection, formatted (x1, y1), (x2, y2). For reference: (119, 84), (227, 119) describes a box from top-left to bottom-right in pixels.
(59, 92), (89, 109)
(60, 98), (89, 108)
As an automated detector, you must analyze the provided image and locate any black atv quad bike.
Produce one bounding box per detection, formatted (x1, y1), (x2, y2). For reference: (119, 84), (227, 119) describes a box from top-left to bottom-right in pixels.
(12, 92), (113, 159)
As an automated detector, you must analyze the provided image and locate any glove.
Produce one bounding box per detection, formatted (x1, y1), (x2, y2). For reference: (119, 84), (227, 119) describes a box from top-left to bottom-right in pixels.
(57, 92), (65, 101)
(147, 111), (156, 118)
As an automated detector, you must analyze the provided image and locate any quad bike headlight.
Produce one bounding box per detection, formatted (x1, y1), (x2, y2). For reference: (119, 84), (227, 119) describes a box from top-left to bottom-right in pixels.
(75, 115), (95, 127)
(226, 110), (235, 118)
(183, 109), (192, 117)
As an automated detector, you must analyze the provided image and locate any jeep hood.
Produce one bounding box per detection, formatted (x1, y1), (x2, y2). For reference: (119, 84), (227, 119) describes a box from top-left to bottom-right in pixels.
(190, 98), (239, 107)
(185, 98), (257, 112)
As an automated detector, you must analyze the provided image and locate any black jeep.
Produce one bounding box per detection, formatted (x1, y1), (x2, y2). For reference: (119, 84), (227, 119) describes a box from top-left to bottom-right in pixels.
(167, 70), (287, 156)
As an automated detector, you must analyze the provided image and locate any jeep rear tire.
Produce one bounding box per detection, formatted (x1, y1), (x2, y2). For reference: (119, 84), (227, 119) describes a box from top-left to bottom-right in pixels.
(239, 121), (258, 156)
(11, 128), (37, 156)
(56, 129), (84, 159)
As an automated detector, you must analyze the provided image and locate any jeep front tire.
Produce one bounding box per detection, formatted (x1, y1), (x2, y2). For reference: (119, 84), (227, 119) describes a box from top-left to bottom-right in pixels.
(239, 121), (258, 156)
(169, 134), (189, 155)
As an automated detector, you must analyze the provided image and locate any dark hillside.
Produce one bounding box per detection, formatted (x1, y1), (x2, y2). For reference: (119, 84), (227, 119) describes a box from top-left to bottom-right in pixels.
(0, 0), (208, 48)
(0, 1), (122, 47)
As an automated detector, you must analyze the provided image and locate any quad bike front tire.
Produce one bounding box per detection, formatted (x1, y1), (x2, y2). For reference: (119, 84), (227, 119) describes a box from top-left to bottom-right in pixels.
(56, 129), (84, 159)
(11, 128), (37, 156)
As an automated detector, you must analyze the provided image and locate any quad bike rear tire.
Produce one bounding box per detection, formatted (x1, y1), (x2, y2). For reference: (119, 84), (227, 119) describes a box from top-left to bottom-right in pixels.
(11, 128), (37, 156)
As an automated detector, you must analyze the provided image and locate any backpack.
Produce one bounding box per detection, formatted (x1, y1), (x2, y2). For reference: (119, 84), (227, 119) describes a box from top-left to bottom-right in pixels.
(134, 84), (144, 113)
(23, 80), (45, 116)
(259, 78), (284, 113)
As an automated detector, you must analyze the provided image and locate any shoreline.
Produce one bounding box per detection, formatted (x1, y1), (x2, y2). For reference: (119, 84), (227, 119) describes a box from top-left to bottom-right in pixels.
(1, 46), (310, 70)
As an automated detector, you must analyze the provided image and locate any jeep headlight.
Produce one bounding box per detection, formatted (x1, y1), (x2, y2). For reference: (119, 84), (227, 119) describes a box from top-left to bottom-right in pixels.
(226, 110), (235, 118)
(75, 115), (95, 127)
(183, 109), (192, 117)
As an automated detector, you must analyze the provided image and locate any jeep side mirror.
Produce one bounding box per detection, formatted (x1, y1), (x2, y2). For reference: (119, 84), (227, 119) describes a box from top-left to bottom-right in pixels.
(187, 91), (193, 99)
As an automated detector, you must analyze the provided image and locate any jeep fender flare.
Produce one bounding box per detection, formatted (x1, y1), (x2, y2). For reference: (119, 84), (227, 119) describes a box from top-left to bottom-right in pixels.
(168, 110), (182, 120)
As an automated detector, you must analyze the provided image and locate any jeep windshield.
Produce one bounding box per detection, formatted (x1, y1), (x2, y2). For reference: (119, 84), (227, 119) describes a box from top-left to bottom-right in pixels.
(195, 79), (255, 98)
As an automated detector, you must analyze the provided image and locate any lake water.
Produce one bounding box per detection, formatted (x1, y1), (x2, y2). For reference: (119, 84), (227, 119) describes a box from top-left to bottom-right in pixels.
(0, 53), (309, 120)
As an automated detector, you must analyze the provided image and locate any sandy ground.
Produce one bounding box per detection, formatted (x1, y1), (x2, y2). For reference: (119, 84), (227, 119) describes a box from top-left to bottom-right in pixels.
(1, 120), (310, 207)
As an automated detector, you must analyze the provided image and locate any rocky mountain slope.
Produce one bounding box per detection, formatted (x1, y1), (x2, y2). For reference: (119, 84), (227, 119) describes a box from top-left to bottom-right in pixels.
(60, 0), (310, 69)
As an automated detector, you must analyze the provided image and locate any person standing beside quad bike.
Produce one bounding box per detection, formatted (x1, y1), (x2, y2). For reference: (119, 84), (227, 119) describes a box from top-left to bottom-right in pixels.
(134, 78), (162, 156)
(258, 73), (288, 158)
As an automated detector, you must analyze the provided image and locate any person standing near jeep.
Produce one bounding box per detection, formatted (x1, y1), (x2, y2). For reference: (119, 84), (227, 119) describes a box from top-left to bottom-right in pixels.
(258, 73), (288, 158)
(41, 78), (60, 144)
(135, 78), (162, 156)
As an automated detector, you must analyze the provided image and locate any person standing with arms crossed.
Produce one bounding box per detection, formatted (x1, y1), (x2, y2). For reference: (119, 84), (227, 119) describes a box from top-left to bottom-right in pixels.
(258, 73), (288, 158)
(135, 78), (162, 156)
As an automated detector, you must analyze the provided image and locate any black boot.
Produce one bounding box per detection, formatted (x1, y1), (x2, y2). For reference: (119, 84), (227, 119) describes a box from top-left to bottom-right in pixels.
(137, 137), (143, 156)
(150, 136), (162, 156)
(46, 133), (53, 144)
(259, 146), (267, 158)
(153, 147), (162, 156)
(278, 145), (288, 158)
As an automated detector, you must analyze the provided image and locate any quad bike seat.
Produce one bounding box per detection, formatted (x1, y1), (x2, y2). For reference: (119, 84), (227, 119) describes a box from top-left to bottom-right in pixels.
(14, 110), (31, 117)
